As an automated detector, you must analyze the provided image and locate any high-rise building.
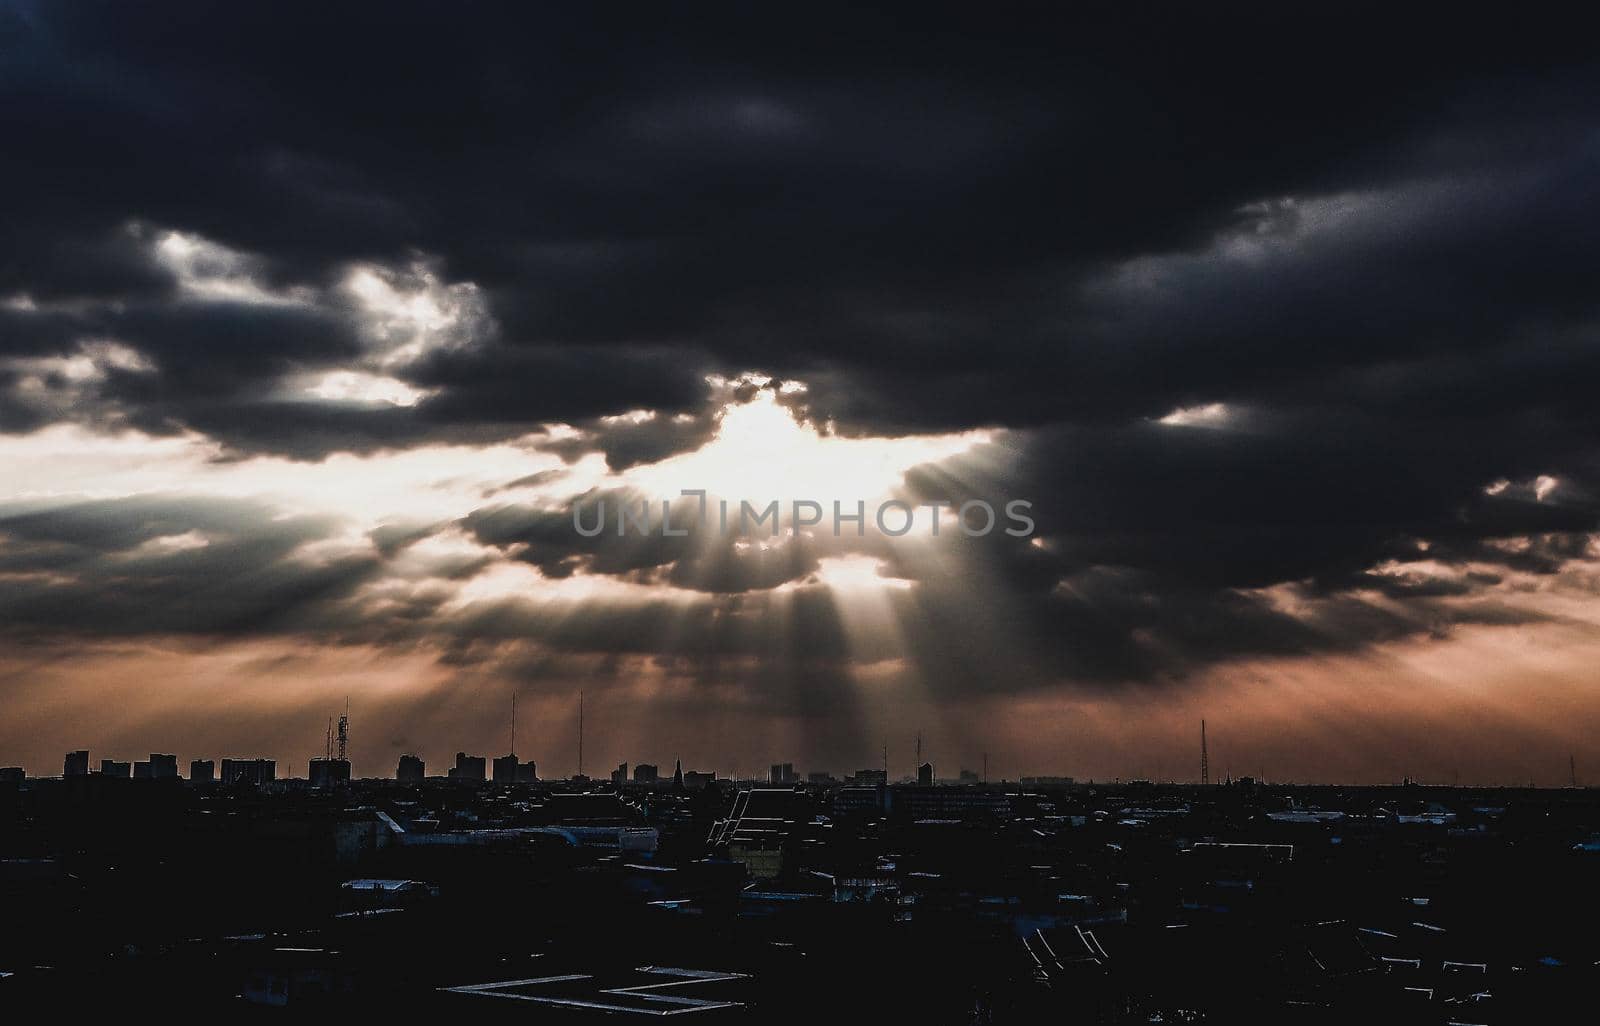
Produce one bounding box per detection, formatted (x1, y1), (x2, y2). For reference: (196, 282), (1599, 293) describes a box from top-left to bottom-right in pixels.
(491, 754), (535, 783)
(190, 759), (215, 783)
(149, 753), (178, 779)
(633, 763), (659, 784)
(309, 757), (351, 787)
(448, 752), (486, 782)
(0, 767), (23, 784)
(101, 759), (131, 778)
(220, 758), (275, 786)
(769, 763), (798, 785)
(611, 762), (629, 784)
(64, 750), (89, 777)
(396, 754), (425, 782)
(917, 762), (935, 786)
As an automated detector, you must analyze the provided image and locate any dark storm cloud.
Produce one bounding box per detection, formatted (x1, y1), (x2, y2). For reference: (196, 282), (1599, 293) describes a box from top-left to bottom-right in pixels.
(3, 1), (1600, 688)
(0, 494), (385, 637)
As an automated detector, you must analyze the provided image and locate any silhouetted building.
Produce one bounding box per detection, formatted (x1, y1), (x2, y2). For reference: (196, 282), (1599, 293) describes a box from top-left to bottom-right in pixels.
(887, 785), (1010, 820)
(0, 766), (22, 784)
(769, 762), (798, 785)
(190, 759), (214, 783)
(309, 757), (351, 787)
(683, 770), (716, 791)
(673, 759), (684, 788)
(516, 761), (537, 782)
(917, 762), (934, 786)
(611, 762), (629, 784)
(491, 754), (535, 783)
(448, 752), (486, 782)
(847, 768), (887, 786)
(101, 759), (131, 778)
(396, 754), (425, 782)
(221, 758), (275, 786)
(133, 761), (153, 779)
(149, 753), (178, 779)
(64, 750), (89, 777)
(634, 763), (658, 784)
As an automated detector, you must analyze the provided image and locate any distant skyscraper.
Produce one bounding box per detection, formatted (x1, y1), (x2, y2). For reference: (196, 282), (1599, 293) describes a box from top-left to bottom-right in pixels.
(101, 759), (131, 778)
(149, 753), (178, 779)
(64, 750), (89, 777)
(220, 758), (275, 786)
(190, 759), (214, 783)
(611, 762), (628, 784)
(633, 763), (658, 784)
(492, 753), (535, 783)
(673, 758), (684, 789)
(309, 757), (351, 787)
(917, 761), (935, 786)
(0, 767), (22, 785)
(449, 752), (486, 782)
(769, 763), (797, 785)
(396, 754), (425, 782)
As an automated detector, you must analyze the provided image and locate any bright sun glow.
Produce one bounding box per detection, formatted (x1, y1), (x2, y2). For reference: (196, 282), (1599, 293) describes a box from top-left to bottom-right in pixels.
(624, 390), (989, 507)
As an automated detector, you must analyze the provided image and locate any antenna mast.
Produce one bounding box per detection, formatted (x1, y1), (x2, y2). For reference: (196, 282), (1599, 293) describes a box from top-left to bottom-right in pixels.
(1200, 719), (1210, 786)
(578, 690), (584, 777)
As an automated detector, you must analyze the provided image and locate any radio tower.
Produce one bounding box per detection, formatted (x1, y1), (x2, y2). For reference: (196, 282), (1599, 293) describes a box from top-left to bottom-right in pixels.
(336, 698), (349, 762)
(577, 690), (584, 778)
(1200, 719), (1210, 786)
(510, 692), (517, 759)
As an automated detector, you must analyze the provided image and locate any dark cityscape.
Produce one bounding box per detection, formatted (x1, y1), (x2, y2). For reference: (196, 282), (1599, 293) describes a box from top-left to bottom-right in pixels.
(5, 709), (1600, 1021)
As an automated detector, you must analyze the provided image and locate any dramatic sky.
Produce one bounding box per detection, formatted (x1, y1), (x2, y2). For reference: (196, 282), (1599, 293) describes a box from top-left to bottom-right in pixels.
(3, 3), (1600, 783)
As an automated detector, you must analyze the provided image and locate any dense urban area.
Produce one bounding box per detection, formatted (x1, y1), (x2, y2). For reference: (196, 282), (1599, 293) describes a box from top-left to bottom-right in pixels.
(4, 742), (1600, 1021)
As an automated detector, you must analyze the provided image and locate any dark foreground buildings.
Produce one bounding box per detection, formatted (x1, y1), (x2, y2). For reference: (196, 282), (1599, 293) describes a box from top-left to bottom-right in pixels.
(4, 770), (1600, 1020)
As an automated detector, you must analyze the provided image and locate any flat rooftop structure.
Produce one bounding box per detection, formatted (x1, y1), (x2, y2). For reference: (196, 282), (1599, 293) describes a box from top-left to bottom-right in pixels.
(441, 966), (750, 1016)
